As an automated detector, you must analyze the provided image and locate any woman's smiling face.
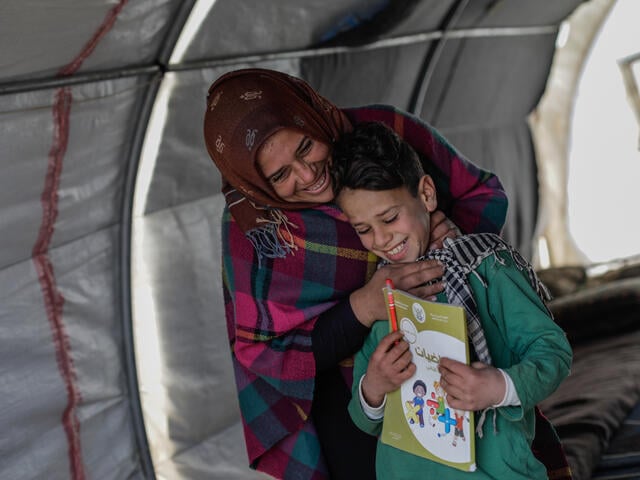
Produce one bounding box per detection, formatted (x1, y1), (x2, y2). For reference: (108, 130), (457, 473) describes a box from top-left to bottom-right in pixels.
(257, 128), (335, 204)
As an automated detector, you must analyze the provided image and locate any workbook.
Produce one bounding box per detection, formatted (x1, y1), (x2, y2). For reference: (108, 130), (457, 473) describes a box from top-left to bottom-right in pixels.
(382, 286), (476, 472)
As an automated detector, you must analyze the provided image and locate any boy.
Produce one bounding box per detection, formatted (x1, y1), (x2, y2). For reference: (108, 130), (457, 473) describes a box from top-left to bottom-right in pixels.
(330, 122), (572, 479)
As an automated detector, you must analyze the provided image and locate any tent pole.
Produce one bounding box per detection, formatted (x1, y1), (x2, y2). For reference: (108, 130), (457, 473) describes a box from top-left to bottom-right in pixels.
(168, 24), (558, 72)
(0, 26), (557, 95)
(119, 71), (163, 480)
(0, 66), (159, 95)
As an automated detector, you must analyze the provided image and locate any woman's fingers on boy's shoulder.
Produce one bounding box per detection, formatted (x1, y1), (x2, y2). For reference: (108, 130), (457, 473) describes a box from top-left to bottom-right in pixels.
(410, 281), (444, 301)
(387, 258), (442, 275)
(428, 210), (461, 250)
(415, 259), (445, 286)
(386, 260), (444, 292)
(429, 210), (447, 233)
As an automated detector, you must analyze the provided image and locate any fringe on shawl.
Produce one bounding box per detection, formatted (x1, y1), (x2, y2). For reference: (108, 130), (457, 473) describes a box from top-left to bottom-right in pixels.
(247, 209), (298, 266)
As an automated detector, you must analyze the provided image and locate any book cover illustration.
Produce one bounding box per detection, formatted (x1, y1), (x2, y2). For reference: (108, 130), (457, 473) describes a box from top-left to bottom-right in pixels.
(381, 286), (476, 472)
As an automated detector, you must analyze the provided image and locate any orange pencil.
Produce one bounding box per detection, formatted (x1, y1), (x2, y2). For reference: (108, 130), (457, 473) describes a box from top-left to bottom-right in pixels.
(385, 278), (398, 332)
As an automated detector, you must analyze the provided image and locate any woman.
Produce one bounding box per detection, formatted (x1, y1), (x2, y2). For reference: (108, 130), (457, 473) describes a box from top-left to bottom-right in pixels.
(203, 68), (568, 480)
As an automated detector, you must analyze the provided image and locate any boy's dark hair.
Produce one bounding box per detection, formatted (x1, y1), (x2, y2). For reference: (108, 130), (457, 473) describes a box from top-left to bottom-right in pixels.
(331, 121), (426, 197)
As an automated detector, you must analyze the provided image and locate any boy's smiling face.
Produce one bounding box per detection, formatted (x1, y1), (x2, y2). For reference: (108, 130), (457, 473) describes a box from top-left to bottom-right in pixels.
(337, 176), (438, 263)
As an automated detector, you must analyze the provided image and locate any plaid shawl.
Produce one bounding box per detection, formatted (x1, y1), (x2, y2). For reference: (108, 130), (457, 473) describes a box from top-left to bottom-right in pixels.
(222, 105), (509, 479)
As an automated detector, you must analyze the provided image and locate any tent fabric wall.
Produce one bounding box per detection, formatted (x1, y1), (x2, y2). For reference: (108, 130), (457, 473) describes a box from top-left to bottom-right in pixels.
(0, 1), (586, 479)
(0, 78), (148, 478)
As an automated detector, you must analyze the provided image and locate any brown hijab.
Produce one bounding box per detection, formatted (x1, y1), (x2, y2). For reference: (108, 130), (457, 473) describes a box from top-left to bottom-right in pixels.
(203, 68), (352, 237)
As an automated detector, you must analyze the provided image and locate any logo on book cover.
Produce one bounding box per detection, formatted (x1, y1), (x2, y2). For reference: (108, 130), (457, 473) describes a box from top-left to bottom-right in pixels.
(412, 302), (426, 323)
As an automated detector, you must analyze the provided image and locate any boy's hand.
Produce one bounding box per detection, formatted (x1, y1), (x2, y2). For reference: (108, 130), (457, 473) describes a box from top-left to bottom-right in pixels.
(438, 357), (505, 411)
(429, 210), (461, 250)
(362, 330), (416, 407)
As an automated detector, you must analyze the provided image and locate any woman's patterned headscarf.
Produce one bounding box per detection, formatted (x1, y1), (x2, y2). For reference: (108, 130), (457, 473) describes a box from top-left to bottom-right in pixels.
(203, 68), (352, 240)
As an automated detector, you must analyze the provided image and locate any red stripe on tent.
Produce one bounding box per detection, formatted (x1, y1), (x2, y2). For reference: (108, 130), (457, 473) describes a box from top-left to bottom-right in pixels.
(33, 1), (129, 478)
(59, 0), (129, 76)
(32, 87), (86, 480)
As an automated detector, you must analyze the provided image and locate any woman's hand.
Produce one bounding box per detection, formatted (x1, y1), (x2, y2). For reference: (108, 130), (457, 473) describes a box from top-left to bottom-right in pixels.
(429, 210), (462, 250)
(350, 260), (445, 328)
(438, 357), (505, 411)
(361, 330), (415, 407)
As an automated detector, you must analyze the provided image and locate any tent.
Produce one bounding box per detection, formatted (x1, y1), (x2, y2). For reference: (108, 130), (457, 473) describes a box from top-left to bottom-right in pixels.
(2, 1), (639, 479)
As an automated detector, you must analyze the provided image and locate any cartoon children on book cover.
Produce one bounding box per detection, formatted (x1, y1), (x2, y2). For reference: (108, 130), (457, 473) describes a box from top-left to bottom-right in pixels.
(382, 291), (476, 471)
